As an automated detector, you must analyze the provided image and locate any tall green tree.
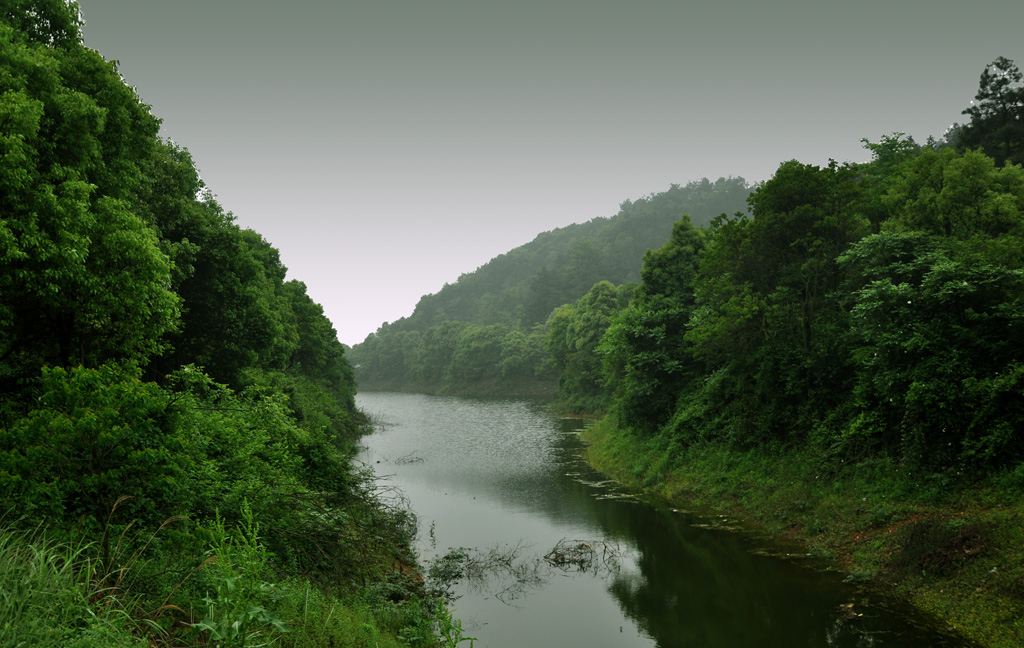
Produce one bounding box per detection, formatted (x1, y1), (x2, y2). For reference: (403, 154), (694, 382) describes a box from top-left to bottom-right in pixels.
(0, 17), (177, 388)
(686, 161), (868, 443)
(840, 231), (1024, 469)
(547, 281), (633, 412)
(839, 147), (1024, 468)
(141, 163), (281, 388)
(450, 324), (507, 384)
(858, 133), (923, 229)
(883, 147), (1024, 239)
(959, 57), (1024, 167)
(602, 216), (705, 432)
(0, 0), (82, 48)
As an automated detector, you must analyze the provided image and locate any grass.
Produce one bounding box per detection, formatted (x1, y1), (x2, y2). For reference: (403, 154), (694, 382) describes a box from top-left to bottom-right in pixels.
(582, 418), (1024, 648)
(0, 520), (445, 648)
(0, 526), (148, 648)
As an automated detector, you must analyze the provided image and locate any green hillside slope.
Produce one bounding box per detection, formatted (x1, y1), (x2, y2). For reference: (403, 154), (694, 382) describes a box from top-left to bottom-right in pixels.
(350, 177), (750, 395)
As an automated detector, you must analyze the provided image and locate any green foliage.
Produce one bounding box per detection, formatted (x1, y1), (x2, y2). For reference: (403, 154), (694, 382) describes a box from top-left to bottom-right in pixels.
(5, 9), (1024, 643)
(352, 319), (554, 397)
(167, 367), (301, 523)
(269, 578), (430, 648)
(0, 21), (177, 386)
(598, 135), (1024, 474)
(546, 281), (634, 412)
(0, 359), (419, 642)
(191, 508), (289, 648)
(0, 0), (84, 48)
(148, 188), (281, 387)
(0, 364), (183, 533)
(602, 217), (705, 431)
(0, 5), (430, 647)
(350, 178), (751, 395)
(0, 526), (148, 648)
(434, 598), (476, 648)
(404, 177), (750, 333)
(959, 57), (1024, 167)
(450, 324), (506, 384)
(359, 99), (1024, 477)
(497, 327), (546, 379)
(683, 160), (868, 444)
(278, 280), (356, 400)
(858, 133), (923, 229)
(840, 232), (1024, 469)
(884, 147), (1024, 238)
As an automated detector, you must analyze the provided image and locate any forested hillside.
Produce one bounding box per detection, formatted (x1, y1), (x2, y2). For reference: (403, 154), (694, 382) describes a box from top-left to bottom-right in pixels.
(0, 3), (437, 646)
(350, 177), (751, 395)
(552, 54), (1024, 465)
(575, 59), (1024, 648)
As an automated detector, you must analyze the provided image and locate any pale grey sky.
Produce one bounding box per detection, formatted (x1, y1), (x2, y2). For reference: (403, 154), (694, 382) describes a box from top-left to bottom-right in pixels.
(78, 0), (1023, 344)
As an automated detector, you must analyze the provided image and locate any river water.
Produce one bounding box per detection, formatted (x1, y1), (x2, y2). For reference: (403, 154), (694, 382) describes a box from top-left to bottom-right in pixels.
(356, 392), (970, 648)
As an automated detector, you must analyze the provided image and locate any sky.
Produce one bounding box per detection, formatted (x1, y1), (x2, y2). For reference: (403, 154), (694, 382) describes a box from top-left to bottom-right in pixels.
(77, 0), (1023, 346)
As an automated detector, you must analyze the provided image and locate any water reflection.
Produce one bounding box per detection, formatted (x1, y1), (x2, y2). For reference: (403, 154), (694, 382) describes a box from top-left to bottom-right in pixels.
(357, 392), (969, 648)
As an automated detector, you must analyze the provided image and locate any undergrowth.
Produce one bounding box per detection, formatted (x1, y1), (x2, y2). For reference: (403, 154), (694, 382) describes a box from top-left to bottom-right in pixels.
(582, 417), (1024, 648)
(0, 526), (147, 648)
(0, 520), (446, 648)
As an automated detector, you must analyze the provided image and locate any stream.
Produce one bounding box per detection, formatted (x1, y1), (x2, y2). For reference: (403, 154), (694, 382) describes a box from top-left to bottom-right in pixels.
(356, 391), (969, 648)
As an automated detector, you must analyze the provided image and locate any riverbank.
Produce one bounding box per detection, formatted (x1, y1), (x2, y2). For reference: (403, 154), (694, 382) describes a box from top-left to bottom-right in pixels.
(0, 512), (436, 648)
(581, 418), (1024, 648)
(356, 375), (559, 402)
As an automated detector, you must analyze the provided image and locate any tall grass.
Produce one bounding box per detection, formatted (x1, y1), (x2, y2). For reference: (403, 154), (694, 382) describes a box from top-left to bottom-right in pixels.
(0, 520), (441, 648)
(0, 525), (147, 648)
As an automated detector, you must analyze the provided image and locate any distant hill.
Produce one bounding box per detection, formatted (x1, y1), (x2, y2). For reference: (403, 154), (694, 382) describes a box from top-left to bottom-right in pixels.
(376, 176), (751, 337)
(349, 177), (752, 396)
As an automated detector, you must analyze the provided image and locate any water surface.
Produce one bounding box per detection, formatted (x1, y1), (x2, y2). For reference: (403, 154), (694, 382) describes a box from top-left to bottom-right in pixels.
(356, 392), (969, 648)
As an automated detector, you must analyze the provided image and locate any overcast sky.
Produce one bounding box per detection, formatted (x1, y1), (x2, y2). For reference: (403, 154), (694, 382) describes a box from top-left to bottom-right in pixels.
(78, 0), (1022, 345)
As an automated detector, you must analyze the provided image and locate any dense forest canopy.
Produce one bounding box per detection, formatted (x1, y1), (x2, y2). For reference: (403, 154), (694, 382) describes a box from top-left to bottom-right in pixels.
(576, 62), (1024, 474)
(0, 2), (438, 646)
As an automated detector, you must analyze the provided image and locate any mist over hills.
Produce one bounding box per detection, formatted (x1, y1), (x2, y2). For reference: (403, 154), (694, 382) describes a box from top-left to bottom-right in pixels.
(367, 176), (752, 339)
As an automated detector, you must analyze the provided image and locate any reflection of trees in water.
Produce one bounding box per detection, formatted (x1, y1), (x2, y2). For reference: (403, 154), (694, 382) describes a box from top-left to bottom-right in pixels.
(365, 396), (964, 647)
(430, 538), (625, 605)
(585, 493), (967, 647)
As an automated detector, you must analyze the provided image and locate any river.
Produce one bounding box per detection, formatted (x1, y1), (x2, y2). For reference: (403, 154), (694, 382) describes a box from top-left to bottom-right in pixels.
(356, 391), (970, 648)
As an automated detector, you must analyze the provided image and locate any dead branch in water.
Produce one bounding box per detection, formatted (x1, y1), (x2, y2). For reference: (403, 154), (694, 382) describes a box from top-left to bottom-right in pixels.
(428, 537), (624, 605)
(543, 538), (623, 575)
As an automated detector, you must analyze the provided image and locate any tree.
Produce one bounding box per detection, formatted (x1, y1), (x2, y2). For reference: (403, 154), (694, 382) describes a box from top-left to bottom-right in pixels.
(858, 133), (922, 229)
(0, 0), (82, 48)
(686, 161), (868, 443)
(450, 324), (507, 385)
(0, 23), (178, 387)
(884, 147), (1024, 239)
(147, 194), (280, 388)
(547, 281), (633, 412)
(840, 232), (1024, 468)
(281, 281), (354, 391)
(838, 145), (1024, 468)
(0, 365), (185, 550)
(498, 326), (548, 381)
(960, 56), (1024, 167)
(602, 217), (705, 431)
